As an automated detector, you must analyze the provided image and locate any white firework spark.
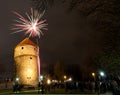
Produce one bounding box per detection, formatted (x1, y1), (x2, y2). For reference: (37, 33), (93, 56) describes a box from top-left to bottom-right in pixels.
(12, 8), (48, 38)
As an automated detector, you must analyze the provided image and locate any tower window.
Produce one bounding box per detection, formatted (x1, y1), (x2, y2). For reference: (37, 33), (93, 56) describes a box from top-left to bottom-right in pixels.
(21, 47), (24, 49)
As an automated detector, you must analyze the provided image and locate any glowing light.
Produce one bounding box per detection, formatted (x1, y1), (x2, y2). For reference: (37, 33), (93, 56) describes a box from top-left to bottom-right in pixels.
(92, 73), (95, 77)
(40, 75), (43, 80)
(68, 77), (72, 81)
(64, 75), (67, 80)
(27, 69), (32, 74)
(27, 69), (33, 78)
(47, 79), (51, 84)
(16, 77), (19, 82)
(11, 8), (48, 38)
(100, 71), (105, 77)
(66, 77), (72, 82)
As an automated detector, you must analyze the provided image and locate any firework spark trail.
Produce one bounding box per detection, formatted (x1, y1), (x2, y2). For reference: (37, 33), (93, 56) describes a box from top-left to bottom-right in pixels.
(11, 8), (48, 38)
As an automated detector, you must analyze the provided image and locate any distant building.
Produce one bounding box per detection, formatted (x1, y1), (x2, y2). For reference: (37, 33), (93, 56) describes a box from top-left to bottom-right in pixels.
(14, 38), (39, 86)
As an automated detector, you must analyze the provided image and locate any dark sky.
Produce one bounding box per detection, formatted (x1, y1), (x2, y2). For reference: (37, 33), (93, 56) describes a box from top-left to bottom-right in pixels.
(0, 0), (31, 71)
(0, 0), (101, 72)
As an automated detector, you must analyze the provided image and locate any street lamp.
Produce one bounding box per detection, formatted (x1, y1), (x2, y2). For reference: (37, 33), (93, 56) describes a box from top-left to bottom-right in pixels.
(47, 79), (51, 85)
(92, 72), (95, 81)
(91, 72), (96, 93)
(64, 75), (67, 79)
(15, 77), (19, 84)
(100, 71), (105, 77)
(64, 75), (67, 82)
(38, 75), (43, 94)
(40, 75), (43, 81)
(40, 75), (44, 94)
(92, 72), (95, 77)
(97, 71), (105, 95)
(68, 77), (72, 81)
(16, 77), (19, 82)
(63, 75), (67, 92)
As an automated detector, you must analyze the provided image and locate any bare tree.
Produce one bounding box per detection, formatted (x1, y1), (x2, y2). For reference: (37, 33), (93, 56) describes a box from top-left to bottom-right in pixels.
(0, 63), (5, 72)
(54, 61), (64, 80)
(30, 0), (54, 11)
(30, 0), (120, 75)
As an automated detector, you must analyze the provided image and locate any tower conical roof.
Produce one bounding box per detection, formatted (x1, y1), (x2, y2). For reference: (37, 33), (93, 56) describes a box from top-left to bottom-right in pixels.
(17, 38), (36, 46)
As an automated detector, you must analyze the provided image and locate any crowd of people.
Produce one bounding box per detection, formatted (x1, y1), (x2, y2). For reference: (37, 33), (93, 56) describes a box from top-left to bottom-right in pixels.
(11, 77), (120, 95)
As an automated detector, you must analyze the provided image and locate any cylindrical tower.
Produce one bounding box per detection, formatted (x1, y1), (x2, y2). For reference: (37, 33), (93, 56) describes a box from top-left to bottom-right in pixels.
(14, 38), (39, 86)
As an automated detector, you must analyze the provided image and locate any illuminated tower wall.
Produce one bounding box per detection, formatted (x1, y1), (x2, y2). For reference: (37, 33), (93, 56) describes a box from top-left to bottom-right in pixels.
(14, 38), (39, 86)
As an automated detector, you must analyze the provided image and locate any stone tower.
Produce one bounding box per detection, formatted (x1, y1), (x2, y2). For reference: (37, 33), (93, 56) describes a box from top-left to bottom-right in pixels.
(14, 38), (39, 86)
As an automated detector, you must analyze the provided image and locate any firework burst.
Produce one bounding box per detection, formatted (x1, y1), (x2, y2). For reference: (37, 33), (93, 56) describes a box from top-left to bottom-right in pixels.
(11, 8), (48, 38)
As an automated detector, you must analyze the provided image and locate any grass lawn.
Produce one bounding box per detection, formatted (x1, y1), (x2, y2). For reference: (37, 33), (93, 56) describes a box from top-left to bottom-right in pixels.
(0, 88), (96, 94)
(20, 88), (96, 94)
(0, 89), (12, 93)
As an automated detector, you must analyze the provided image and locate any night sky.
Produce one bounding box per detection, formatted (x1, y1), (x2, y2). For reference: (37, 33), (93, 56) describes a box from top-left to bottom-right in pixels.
(0, 0), (107, 74)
